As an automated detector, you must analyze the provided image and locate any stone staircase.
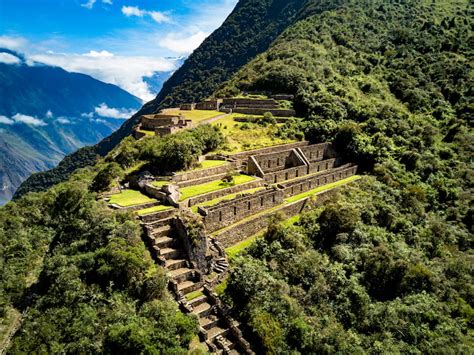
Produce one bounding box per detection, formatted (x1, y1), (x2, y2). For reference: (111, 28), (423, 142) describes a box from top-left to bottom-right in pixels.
(143, 217), (253, 354)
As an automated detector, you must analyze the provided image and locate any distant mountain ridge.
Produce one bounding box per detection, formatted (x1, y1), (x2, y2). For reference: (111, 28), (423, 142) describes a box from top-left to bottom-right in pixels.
(0, 51), (142, 204)
(15, 0), (312, 199)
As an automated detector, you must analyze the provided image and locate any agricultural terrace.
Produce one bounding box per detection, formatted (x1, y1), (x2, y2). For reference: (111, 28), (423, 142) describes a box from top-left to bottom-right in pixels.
(211, 113), (296, 153)
(165, 108), (224, 123)
(179, 174), (256, 201)
(108, 189), (156, 207)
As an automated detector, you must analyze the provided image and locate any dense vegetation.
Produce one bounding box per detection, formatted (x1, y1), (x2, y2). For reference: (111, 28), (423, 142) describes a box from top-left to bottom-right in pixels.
(1, 125), (224, 351)
(2, 169), (198, 351)
(3, 0), (472, 352)
(216, 0), (473, 352)
(226, 179), (472, 353)
(14, 0), (312, 199)
(1, 169), (198, 352)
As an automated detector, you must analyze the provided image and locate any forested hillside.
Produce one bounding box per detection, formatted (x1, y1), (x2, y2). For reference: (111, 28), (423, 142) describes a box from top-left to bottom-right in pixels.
(2, 0), (472, 353)
(214, 0), (473, 352)
(15, 0), (312, 199)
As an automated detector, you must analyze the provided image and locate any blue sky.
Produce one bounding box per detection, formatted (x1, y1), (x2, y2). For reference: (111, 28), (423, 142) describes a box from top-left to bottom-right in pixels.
(0, 0), (238, 100)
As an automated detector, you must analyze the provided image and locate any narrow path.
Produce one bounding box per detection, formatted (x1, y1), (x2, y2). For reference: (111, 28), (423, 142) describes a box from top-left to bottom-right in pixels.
(200, 113), (229, 125)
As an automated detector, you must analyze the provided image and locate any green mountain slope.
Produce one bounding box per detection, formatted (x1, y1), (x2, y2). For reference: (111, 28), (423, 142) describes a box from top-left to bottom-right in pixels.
(1, 0), (472, 352)
(212, 0), (473, 352)
(14, 0), (312, 199)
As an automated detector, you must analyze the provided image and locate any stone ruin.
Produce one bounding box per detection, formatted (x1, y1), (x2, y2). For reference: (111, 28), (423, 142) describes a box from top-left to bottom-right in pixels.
(183, 96), (297, 117)
(134, 113), (193, 138)
(112, 141), (359, 353)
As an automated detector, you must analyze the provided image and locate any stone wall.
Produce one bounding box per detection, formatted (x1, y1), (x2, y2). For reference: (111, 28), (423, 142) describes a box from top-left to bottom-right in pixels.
(174, 215), (210, 273)
(216, 187), (343, 248)
(196, 100), (222, 110)
(141, 115), (179, 129)
(221, 98), (279, 107)
(262, 158), (337, 184)
(231, 107), (296, 117)
(144, 183), (168, 201)
(184, 179), (264, 208)
(133, 129), (147, 139)
(140, 208), (176, 223)
(307, 158), (337, 175)
(200, 188), (284, 233)
(282, 165), (358, 198)
(172, 162), (234, 184)
(300, 143), (329, 162)
(250, 149), (305, 174)
(180, 103), (195, 110)
(229, 141), (310, 162)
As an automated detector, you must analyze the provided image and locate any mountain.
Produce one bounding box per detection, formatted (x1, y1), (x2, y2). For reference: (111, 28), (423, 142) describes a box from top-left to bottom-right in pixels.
(1, 0), (472, 353)
(0, 51), (142, 205)
(143, 57), (186, 96)
(15, 0), (313, 199)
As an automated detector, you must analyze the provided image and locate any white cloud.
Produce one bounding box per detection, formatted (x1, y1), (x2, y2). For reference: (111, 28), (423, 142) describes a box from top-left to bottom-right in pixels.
(0, 116), (14, 125)
(94, 103), (136, 119)
(12, 113), (47, 126)
(81, 0), (96, 9)
(29, 51), (177, 101)
(159, 31), (209, 55)
(46, 110), (53, 118)
(0, 53), (21, 65)
(81, 0), (113, 9)
(122, 5), (144, 17)
(121, 6), (172, 24)
(0, 36), (27, 50)
(57, 117), (71, 124)
(81, 112), (94, 118)
(84, 50), (114, 58)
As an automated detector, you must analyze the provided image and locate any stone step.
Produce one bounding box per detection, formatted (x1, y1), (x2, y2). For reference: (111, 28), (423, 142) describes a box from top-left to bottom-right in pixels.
(168, 267), (194, 283)
(165, 258), (187, 270)
(178, 280), (201, 295)
(207, 326), (229, 341)
(154, 236), (174, 249)
(214, 265), (227, 273)
(144, 216), (174, 229)
(160, 247), (182, 260)
(193, 302), (213, 317)
(199, 315), (220, 330)
(220, 336), (239, 351)
(150, 225), (171, 238)
(189, 295), (208, 308)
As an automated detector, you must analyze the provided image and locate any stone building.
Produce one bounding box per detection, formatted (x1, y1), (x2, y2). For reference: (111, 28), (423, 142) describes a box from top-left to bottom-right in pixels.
(180, 103), (196, 110)
(136, 113), (193, 137)
(195, 99), (222, 110)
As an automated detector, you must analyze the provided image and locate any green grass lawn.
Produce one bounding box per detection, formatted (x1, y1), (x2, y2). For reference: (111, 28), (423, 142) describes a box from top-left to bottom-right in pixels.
(194, 160), (228, 170)
(151, 180), (170, 188)
(137, 129), (155, 136)
(212, 114), (296, 153)
(108, 190), (156, 207)
(179, 174), (257, 201)
(185, 289), (204, 301)
(166, 109), (223, 123)
(225, 233), (261, 260)
(191, 187), (266, 213)
(135, 205), (173, 216)
(285, 175), (361, 204)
